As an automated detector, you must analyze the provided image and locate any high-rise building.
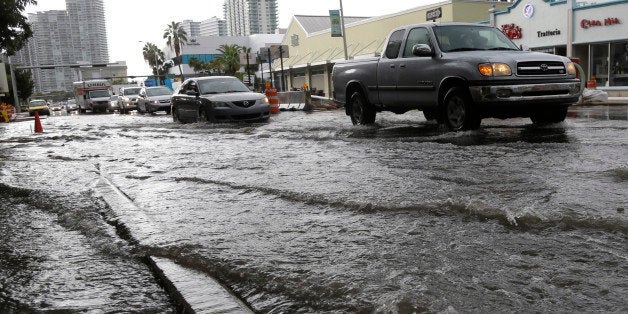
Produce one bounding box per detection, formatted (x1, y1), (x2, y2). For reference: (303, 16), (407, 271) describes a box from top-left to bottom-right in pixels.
(14, 0), (110, 93)
(200, 17), (227, 37)
(223, 0), (278, 36)
(180, 20), (201, 38)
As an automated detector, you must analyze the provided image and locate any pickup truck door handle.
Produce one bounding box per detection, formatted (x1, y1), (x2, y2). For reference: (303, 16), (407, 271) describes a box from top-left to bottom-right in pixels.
(390, 64), (395, 69)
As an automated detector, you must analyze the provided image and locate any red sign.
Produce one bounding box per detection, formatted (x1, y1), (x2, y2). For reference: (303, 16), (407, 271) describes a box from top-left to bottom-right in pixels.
(580, 17), (621, 29)
(501, 24), (522, 39)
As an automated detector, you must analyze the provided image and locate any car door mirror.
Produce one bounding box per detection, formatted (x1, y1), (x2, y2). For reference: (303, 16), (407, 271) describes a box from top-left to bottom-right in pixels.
(412, 44), (433, 57)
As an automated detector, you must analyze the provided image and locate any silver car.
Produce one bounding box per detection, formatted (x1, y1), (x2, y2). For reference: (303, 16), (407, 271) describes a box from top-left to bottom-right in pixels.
(120, 87), (142, 113)
(171, 76), (270, 123)
(137, 86), (173, 114)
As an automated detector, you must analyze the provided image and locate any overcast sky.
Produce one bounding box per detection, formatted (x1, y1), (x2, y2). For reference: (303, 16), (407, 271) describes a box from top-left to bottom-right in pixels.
(25, 0), (439, 75)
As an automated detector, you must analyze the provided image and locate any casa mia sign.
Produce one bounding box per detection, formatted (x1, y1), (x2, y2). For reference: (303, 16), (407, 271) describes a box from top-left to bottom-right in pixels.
(580, 17), (621, 29)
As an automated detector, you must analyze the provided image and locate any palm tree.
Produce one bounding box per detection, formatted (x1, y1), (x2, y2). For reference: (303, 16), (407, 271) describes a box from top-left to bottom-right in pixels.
(217, 44), (241, 76)
(142, 42), (165, 74)
(163, 21), (188, 78)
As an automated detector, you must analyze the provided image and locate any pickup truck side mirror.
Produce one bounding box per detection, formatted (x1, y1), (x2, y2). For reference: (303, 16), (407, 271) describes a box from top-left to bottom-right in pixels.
(412, 44), (433, 57)
(520, 44), (530, 51)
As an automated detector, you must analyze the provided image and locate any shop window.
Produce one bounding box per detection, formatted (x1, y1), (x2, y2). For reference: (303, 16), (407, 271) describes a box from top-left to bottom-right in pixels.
(590, 43), (609, 87)
(610, 42), (628, 86)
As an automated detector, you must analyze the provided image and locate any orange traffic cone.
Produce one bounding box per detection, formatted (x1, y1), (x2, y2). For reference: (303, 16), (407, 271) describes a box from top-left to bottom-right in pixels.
(34, 112), (43, 133)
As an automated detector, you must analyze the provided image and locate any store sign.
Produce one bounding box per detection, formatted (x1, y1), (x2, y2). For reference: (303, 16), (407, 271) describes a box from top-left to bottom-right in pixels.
(523, 3), (534, 19)
(580, 17), (621, 29)
(426, 7), (442, 21)
(330, 10), (342, 37)
(501, 24), (522, 39)
(537, 29), (561, 37)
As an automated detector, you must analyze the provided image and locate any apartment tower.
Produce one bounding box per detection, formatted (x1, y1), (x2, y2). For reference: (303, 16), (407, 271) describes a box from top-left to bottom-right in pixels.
(223, 0), (278, 36)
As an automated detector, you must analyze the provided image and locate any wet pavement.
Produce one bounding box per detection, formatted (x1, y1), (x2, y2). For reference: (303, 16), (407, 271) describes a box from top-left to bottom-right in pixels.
(1, 106), (627, 312)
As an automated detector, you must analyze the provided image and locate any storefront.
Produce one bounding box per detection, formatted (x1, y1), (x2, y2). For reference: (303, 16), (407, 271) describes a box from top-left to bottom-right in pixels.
(492, 0), (628, 92)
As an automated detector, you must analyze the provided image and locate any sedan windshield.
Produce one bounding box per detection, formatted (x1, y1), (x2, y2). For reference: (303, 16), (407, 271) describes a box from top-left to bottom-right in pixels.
(433, 25), (519, 53)
(123, 88), (142, 96)
(146, 87), (172, 97)
(29, 100), (46, 107)
(198, 78), (249, 95)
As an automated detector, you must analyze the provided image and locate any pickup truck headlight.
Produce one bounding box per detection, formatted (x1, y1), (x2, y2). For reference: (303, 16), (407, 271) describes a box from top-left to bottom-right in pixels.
(478, 63), (512, 77)
(566, 62), (577, 76)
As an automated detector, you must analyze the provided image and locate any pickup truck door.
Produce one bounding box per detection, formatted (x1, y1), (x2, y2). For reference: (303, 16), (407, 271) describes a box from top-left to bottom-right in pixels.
(396, 27), (438, 107)
(376, 29), (405, 106)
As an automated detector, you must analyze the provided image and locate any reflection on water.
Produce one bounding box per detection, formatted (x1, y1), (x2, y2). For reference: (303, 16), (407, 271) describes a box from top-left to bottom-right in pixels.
(568, 105), (628, 121)
(348, 120), (571, 145)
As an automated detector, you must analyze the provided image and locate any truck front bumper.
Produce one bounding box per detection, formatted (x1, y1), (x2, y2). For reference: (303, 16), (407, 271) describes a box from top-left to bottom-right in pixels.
(468, 80), (581, 105)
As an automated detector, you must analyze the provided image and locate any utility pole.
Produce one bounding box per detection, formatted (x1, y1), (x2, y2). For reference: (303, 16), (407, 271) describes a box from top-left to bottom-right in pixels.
(340, 0), (349, 60)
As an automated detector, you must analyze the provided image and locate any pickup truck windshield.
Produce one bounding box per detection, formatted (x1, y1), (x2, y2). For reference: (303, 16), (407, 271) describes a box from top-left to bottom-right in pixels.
(433, 25), (519, 53)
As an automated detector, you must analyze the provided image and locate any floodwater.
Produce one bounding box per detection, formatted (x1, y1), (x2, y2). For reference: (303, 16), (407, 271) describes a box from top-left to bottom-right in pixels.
(1, 106), (627, 312)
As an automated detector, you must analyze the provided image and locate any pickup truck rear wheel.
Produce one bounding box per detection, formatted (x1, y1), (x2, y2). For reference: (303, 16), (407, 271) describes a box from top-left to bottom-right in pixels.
(530, 106), (568, 125)
(349, 91), (376, 125)
(443, 87), (481, 131)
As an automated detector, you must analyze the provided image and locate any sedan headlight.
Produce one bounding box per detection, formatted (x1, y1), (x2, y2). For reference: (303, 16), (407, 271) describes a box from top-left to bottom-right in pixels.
(566, 62), (577, 76)
(478, 63), (512, 77)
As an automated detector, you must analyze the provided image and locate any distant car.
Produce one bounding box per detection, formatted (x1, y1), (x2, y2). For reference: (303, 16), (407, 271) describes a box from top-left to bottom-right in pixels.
(109, 95), (123, 113)
(119, 87), (142, 112)
(137, 86), (173, 114)
(171, 76), (270, 123)
(66, 99), (78, 112)
(27, 99), (50, 116)
(49, 102), (63, 111)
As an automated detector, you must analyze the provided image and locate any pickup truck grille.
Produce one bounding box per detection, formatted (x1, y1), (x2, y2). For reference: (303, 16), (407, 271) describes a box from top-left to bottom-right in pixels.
(517, 61), (566, 76)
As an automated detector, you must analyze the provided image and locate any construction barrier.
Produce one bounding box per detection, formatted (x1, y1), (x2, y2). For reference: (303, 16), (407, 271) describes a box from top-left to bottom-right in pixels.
(265, 87), (280, 114)
(586, 76), (597, 89)
(34, 111), (43, 133)
(0, 103), (14, 122)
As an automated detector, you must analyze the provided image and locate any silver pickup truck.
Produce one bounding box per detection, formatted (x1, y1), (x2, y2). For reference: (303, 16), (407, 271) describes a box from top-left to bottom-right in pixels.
(332, 22), (582, 130)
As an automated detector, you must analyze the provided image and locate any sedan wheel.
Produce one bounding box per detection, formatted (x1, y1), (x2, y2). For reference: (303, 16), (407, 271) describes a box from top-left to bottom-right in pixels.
(172, 107), (180, 122)
(198, 108), (209, 122)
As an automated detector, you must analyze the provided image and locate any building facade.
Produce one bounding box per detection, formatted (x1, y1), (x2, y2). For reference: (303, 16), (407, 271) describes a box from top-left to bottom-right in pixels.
(14, 0), (112, 93)
(223, 0), (279, 36)
(181, 20), (201, 38)
(200, 17), (228, 37)
(273, 0), (509, 96)
(492, 0), (628, 93)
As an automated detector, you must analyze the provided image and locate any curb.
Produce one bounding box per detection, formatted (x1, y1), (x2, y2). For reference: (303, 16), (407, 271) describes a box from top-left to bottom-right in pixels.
(95, 169), (254, 313)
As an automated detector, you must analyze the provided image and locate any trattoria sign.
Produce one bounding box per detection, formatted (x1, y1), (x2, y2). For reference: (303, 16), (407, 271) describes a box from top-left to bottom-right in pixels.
(580, 17), (621, 29)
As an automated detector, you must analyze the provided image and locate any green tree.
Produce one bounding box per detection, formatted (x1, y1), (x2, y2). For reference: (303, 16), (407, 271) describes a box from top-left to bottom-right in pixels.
(188, 56), (203, 74)
(1, 63), (34, 106)
(1, 0), (37, 55)
(217, 44), (242, 76)
(141, 41), (169, 83)
(163, 21), (188, 77)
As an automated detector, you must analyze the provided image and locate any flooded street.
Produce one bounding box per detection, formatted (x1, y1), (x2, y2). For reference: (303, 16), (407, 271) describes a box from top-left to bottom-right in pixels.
(1, 107), (627, 312)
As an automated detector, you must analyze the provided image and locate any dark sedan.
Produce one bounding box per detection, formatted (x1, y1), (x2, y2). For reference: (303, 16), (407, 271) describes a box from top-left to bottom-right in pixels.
(171, 76), (270, 123)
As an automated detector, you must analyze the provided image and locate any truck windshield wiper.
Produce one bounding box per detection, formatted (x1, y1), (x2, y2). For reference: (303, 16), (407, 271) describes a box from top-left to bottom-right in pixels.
(447, 48), (481, 52)
(488, 47), (519, 51)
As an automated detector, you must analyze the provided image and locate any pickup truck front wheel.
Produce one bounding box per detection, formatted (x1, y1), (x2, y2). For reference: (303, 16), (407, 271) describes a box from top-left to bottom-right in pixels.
(349, 91), (376, 125)
(530, 106), (568, 125)
(443, 87), (481, 131)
